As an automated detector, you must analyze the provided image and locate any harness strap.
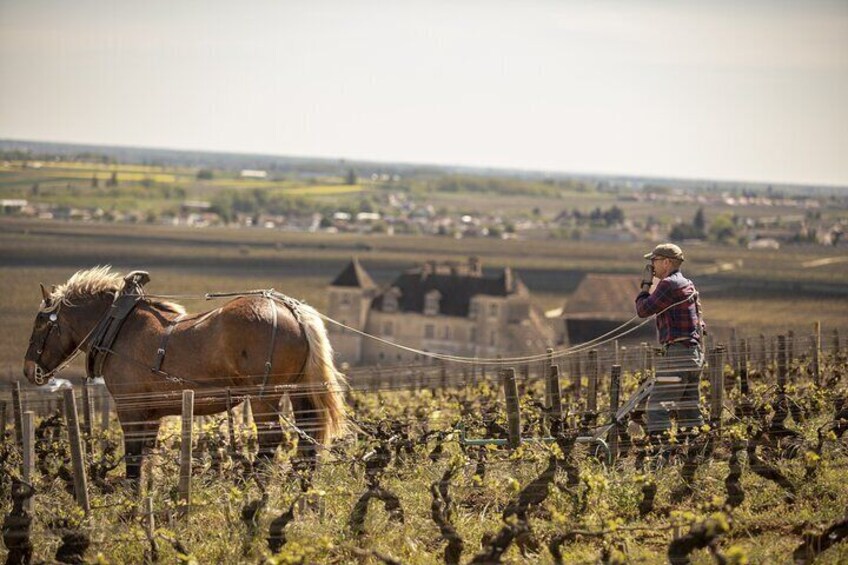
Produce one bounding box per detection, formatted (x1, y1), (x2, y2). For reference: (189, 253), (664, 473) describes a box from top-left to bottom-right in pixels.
(152, 314), (185, 374)
(259, 294), (279, 398)
(86, 293), (143, 379)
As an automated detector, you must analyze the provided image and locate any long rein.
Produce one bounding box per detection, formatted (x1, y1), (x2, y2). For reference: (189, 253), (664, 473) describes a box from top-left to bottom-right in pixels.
(139, 288), (701, 367)
(38, 285), (700, 386)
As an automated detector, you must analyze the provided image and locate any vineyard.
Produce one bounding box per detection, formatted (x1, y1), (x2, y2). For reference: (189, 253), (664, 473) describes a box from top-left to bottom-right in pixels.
(2, 324), (847, 564)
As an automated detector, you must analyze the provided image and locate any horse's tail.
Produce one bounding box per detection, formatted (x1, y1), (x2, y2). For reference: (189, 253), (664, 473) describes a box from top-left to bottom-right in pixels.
(297, 303), (348, 444)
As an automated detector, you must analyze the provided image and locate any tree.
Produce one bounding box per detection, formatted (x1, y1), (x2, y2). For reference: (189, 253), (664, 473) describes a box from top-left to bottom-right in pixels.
(709, 214), (736, 243)
(345, 168), (358, 185)
(603, 205), (625, 226)
(91, 174), (99, 188)
(106, 172), (118, 187)
(196, 168), (214, 180)
(693, 207), (706, 233)
(670, 223), (703, 241)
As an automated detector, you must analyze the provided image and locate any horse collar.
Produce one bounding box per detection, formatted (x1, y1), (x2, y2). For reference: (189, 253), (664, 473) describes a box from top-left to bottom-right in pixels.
(85, 292), (144, 380)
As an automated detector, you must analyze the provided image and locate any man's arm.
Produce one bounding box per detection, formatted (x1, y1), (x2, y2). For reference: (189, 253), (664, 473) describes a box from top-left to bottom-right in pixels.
(635, 279), (677, 318)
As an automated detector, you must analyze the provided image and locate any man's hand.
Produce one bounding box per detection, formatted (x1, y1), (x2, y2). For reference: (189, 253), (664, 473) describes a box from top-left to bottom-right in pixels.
(640, 264), (653, 291)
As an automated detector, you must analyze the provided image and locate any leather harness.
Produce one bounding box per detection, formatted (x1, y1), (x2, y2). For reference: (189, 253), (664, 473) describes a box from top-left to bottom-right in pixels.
(85, 271), (150, 380)
(86, 276), (306, 387)
(151, 313), (185, 377)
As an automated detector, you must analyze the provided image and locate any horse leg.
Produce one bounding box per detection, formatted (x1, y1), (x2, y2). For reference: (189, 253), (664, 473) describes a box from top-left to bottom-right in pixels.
(289, 393), (324, 512)
(117, 408), (160, 491)
(290, 393), (320, 474)
(251, 395), (283, 467)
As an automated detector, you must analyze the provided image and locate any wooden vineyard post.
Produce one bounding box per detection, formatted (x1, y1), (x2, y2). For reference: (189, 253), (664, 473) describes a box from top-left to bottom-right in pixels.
(571, 354), (582, 403)
(608, 365), (622, 464)
(226, 388), (237, 455)
(739, 338), (750, 395)
(710, 346), (726, 432)
(758, 334), (767, 374)
(440, 361), (448, 391)
(787, 330), (795, 371)
(63, 388), (90, 513)
(771, 336), (778, 368)
(179, 390), (195, 519)
(500, 368), (521, 449)
(587, 350), (599, 414)
(22, 411), (35, 513)
(12, 381), (23, 447)
(614, 340), (620, 366)
(548, 364), (563, 426)
(777, 335), (787, 392)
(243, 396), (253, 427)
(82, 381), (94, 456)
(0, 400), (6, 435)
(730, 328), (738, 376)
(543, 348), (554, 431)
(144, 496), (156, 549)
(812, 321), (821, 387)
(641, 342), (649, 379)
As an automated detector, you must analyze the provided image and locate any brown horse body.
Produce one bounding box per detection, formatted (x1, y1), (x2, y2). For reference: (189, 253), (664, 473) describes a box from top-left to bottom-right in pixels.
(23, 267), (346, 484)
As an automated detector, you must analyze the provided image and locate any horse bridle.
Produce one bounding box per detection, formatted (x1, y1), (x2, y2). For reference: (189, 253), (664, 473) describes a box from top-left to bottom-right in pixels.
(29, 304), (110, 386)
(29, 311), (62, 385)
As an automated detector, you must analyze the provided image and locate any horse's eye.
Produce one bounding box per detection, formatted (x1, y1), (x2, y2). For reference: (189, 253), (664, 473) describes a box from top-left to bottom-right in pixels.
(49, 313), (58, 322)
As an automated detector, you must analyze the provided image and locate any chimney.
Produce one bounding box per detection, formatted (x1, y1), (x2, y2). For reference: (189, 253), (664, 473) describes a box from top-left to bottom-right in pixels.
(503, 267), (513, 292)
(422, 260), (437, 278)
(468, 256), (481, 277)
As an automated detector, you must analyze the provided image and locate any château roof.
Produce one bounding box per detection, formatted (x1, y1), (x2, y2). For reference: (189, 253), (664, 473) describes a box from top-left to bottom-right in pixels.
(563, 273), (641, 321)
(330, 258), (376, 289)
(372, 260), (527, 317)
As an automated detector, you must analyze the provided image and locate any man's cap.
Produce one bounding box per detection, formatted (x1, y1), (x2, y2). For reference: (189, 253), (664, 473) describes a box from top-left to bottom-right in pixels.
(644, 243), (684, 261)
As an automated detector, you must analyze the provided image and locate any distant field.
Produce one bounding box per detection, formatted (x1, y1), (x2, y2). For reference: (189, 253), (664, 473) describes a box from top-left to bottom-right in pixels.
(2, 218), (847, 375)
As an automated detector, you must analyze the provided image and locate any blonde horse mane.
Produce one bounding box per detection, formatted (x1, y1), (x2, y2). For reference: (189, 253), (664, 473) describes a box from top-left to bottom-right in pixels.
(44, 266), (186, 315)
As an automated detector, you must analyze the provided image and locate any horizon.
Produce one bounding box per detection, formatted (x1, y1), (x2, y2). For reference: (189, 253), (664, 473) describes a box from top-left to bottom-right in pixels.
(4, 136), (847, 191)
(2, 1), (847, 187)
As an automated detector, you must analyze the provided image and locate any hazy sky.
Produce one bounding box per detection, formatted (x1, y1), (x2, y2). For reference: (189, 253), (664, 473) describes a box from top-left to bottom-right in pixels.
(1, 0), (846, 186)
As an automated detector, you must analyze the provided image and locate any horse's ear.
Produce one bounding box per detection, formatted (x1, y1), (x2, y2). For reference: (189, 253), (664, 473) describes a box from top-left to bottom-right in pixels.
(40, 283), (50, 302)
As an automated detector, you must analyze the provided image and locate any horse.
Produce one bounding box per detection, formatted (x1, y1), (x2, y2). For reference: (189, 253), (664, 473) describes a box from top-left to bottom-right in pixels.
(22, 266), (347, 487)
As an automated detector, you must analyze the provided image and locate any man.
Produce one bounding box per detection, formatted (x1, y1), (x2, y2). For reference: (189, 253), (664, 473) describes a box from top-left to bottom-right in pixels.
(635, 243), (705, 438)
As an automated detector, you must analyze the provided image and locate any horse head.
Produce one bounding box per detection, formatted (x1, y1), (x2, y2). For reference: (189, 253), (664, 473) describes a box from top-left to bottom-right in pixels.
(23, 283), (79, 385)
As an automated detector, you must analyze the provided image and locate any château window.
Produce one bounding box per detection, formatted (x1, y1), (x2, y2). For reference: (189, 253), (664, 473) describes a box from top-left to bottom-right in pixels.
(424, 290), (441, 316)
(442, 326), (451, 339)
(424, 324), (435, 339)
(383, 287), (400, 313)
(488, 303), (498, 317)
(469, 302), (478, 319)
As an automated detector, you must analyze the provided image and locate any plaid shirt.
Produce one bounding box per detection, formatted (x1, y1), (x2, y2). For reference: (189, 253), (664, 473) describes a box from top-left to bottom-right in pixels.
(635, 270), (702, 346)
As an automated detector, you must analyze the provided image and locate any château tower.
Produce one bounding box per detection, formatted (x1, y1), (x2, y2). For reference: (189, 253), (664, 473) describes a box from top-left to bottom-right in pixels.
(326, 257), (377, 363)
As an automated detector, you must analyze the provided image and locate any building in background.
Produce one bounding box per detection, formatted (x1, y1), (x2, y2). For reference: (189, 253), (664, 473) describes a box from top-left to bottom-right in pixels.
(560, 273), (655, 346)
(327, 257), (553, 365)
